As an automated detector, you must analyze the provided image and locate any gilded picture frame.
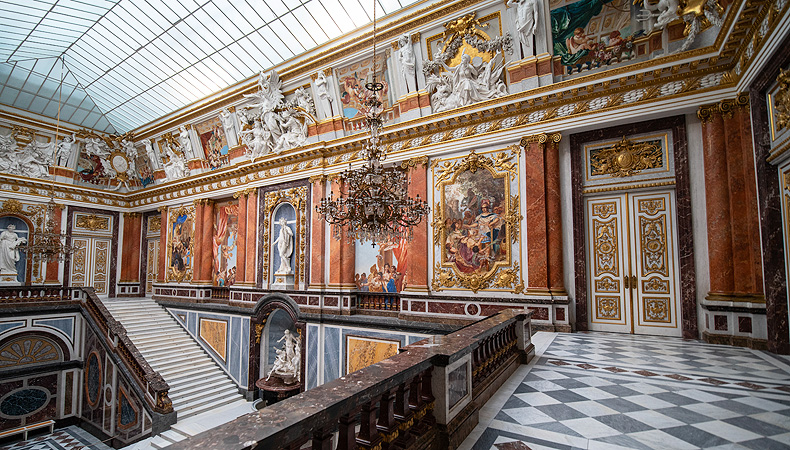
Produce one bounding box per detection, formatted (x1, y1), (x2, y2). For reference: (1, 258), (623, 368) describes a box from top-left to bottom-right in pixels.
(431, 148), (524, 293)
(166, 205), (194, 282)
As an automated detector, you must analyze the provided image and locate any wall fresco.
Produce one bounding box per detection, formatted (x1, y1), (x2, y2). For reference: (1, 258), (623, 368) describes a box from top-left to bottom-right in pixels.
(195, 117), (230, 170)
(213, 202), (238, 287)
(336, 54), (391, 119)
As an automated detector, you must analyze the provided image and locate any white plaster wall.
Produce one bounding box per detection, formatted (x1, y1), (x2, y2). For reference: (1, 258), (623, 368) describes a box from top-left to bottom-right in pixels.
(558, 135), (576, 324)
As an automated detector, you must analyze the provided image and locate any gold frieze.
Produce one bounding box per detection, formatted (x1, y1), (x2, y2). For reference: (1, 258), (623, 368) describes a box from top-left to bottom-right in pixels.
(589, 136), (663, 177)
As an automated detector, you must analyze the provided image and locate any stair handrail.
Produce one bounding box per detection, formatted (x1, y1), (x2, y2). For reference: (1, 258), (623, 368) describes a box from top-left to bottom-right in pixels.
(77, 288), (174, 415)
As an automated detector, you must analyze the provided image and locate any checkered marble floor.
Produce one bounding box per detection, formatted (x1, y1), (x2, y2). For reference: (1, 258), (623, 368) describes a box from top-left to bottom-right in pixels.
(461, 332), (790, 450)
(0, 425), (112, 450)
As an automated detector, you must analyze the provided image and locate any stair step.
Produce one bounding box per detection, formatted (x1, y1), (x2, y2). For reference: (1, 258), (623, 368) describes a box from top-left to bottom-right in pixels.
(157, 360), (215, 377)
(174, 376), (237, 398)
(124, 327), (186, 338)
(146, 348), (206, 364)
(176, 394), (242, 419)
(172, 385), (239, 409)
(150, 353), (213, 370)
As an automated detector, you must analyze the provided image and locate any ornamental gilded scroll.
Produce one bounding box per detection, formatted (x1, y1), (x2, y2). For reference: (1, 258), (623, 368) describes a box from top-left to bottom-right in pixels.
(262, 186), (308, 287)
(431, 148), (523, 293)
(165, 205), (194, 282)
(589, 136), (664, 178)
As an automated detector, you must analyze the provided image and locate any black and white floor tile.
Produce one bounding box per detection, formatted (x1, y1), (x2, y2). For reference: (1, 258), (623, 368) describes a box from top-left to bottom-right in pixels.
(461, 332), (790, 450)
(0, 425), (112, 450)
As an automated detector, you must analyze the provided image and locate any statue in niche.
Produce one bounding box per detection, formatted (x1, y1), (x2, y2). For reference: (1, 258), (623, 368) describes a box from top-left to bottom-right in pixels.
(0, 225), (26, 277)
(398, 34), (418, 93)
(20, 139), (55, 179)
(163, 144), (188, 181)
(506, 0), (539, 55)
(315, 70), (334, 117)
(266, 329), (301, 384)
(241, 70), (313, 156)
(273, 216), (294, 274)
(425, 51), (507, 112)
(178, 126), (192, 157)
(56, 133), (76, 167)
(219, 108), (239, 147)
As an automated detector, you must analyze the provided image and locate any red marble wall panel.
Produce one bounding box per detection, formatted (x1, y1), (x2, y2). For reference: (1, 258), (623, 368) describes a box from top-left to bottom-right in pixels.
(428, 301), (465, 315)
(246, 192), (257, 284)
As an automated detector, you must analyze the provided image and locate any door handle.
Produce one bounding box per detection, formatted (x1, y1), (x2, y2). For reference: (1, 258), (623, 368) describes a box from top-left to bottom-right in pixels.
(630, 275), (637, 290)
(624, 276), (630, 290)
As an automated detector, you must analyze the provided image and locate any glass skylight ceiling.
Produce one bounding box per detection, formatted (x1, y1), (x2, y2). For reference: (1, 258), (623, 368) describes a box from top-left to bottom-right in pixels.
(0, 0), (420, 134)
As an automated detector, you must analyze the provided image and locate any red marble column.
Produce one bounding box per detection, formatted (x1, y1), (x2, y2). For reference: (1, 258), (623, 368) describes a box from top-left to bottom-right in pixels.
(405, 161), (429, 292)
(236, 192), (248, 286)
(157, 207), (167, 282)
(310, 177), (327, 288)
(524, 138), (549, 293)
(545, 139), (566, 295)
(44, 206), (62, 283)
(737, 103), (764, 294)
(329, 179), (355, 289)
(245, 190), (257, 284)
(192, 201), (205, 283)
(120, 213), (142, 282)
(700, 109), (735, 297)
(201, 200), (214, 283)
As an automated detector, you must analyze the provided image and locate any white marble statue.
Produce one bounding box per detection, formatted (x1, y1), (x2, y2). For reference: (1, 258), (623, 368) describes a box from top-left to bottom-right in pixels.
(426, 52), (508, 112)
(241, 70), (312, 156)
(0, 225), (26, 276)
(266, 329), (301, 383)
(178, 126), (192, 157)
(507, 0), (539, 54)
(220, 108), (239, 147)
(398, 34), (418, 93)
(20, 139), (55, 178)
(143, 139), (160, 171)
(0, 132), (19, 173)
(56, 133), (76, 167)
(638, 0), (680, 33)
(315, 70), (334, 118)
(84, 136), (109, 158)
(163, 145), (188, 180)
(273, 216), (294, 274)
(293, 87), (315, 115)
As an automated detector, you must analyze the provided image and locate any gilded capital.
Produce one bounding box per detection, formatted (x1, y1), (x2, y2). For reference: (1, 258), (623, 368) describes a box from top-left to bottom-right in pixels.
(697, 104), (718, 123)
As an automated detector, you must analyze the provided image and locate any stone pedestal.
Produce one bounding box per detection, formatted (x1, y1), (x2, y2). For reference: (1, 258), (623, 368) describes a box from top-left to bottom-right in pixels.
(0, 271), (21, 285)
(271, 272), (294, 290)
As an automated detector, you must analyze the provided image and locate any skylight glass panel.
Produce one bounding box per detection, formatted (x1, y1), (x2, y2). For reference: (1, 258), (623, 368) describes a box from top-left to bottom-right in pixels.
(29, 96), (50, 114)
(212, 51), (245, 81)
(197, 57), (235, 87)
(264, 0), (289, 17)
(193, 7), (233, 48)
(93, 116), (112, 133)
(304, 1), (341, 39)
(160, 0), (191, 18)
(292, 6), (329, 44)
(1, 87), (20, 104)
(341, 0), (370, 28)
(219, 0), (257, 34)
(109, 7), (149, 46)
(156, 33), (196, 66)
(203, 2), (243, 41)
(243, 34), (275, 66)
(320, 0), (357, 33)
(69, 106), (90, 124)
(267, 19), (304, 55)
(175, 18), (216, 57)
(256, 29), (290, 60)
(280, 12), (316, 50)
(378, 0), (401, 14)
(15, 92), (35, 110)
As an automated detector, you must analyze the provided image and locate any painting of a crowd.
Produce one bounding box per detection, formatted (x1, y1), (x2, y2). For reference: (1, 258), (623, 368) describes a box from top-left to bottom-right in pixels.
(169, 212), (193, 279)
(442, 169), (508, 275)
(212, 203), (238, 287)
(354, 237), (407, 294)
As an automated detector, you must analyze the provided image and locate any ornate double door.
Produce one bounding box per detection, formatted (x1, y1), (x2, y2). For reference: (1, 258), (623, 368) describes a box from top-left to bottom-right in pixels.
(69, 237), (111, 297)
(146, 238), (159, 294)
(585, 190), (681, 336)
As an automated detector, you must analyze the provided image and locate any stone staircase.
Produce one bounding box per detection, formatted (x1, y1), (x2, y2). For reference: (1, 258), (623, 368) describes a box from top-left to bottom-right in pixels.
(102, 298), (247, 448)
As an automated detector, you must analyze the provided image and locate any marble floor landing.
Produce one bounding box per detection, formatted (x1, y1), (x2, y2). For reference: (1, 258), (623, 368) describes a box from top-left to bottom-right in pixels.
(461, 332), (790, 450)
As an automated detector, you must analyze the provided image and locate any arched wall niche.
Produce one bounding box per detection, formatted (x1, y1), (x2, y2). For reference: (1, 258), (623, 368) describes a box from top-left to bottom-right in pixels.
(248, 293), (304, 391)
(0, 330), (70, 370)
(0, 214), (34, 284)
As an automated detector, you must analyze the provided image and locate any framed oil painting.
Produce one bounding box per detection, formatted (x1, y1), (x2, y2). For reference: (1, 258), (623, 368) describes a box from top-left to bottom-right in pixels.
(195, 117), (230, 170)
(336, 54), (391, 119)
(166, 206), (194, 282)
(212, 201), (238, 286)
(432, 148), (524, 293)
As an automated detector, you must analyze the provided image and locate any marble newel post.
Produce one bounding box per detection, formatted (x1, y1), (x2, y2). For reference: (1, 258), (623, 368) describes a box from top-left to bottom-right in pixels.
(235, 191), (248, 285)
(328, 179), (355, 290)
(309, 176), (327, 289)
(404, 158), (429, 292)
(157, 206), (167, 282)
(522, 133), (565, 295)
(698, 95), (763, 303)
(44, 205), (63, 283)
(120, 212), (142, 283)
(245, 190), (257, 285)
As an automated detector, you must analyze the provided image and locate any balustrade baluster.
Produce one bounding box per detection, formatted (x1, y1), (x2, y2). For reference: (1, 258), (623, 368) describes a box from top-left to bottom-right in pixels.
(311, 427), (334, 450)
(392, 382), (415, 449)
(337, 413), (357, 450)
(377, 390), (398, 448)
(357, 398), (382, 450)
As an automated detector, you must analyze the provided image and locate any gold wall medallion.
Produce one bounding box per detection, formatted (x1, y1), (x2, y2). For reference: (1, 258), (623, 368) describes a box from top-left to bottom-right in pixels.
(589, 136), (664, 178)
(431, 148), (523, 293)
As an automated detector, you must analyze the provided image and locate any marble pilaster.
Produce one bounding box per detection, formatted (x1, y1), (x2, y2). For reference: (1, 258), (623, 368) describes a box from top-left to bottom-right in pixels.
(309, 177), (327, 288)
(158, 207), (167, 282)
(120, 213), (142, 282)
(236, 191), (248, 285)
(545, 140), (565, 295)
(192, 201), (205, 282)
(201, 200), (214, 283)
(405, 161), (429, 292)
(524, 139), (548, 293)
(245, 190), (258, 285)
(44, 205), (62, 283)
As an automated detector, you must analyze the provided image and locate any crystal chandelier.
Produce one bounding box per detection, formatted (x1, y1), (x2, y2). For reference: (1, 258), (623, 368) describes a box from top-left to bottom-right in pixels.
(316, 1), (429, 244)
(21, 56), (76, 264)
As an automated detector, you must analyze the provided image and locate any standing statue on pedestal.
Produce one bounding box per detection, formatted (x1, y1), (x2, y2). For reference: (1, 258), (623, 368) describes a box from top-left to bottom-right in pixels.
(56, 133), (76, 167)
(398, 34), (418, 93)
(507, 0), (539, 56)
(0, 225), (26, 278)
(266, 329), (301, 384)
(178, 126), (192, 158)
(315, 70), (334, 118)
(273, 216), (294, 274)
(220, 108), (239, 147)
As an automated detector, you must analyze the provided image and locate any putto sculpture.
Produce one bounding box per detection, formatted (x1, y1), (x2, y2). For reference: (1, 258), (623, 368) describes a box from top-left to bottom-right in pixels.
(266, 329), (301, 384)
(239, 70), (314, 158)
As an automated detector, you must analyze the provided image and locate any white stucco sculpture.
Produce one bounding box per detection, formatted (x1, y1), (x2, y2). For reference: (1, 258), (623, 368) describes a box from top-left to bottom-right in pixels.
(220, 108), (239, 147)
(178, 126), (192, 157)
(0, 132), (19, 173)
(266, 329), (301, 384)
(315, 70), (334, 118)
(398, 34), (418, 93)
(143, 139), (160, 171)
(56, 133), (76, 167)
(163, 145), (188, 180)
(273, 216), (294, 274)
(21, 139), (55, 179)
(243, 118), (270, 158)
(426, 52), (508, 112)
(272, 110), (307, 154)
(0, 225), (26, 276)
(507, 0), (539, 54)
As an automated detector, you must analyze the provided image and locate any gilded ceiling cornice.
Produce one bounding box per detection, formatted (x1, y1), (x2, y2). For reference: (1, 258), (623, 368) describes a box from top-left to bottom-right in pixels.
(0, 175), (129, 208)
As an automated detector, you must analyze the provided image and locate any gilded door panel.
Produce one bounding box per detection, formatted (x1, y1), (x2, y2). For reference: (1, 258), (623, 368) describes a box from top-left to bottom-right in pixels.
(70, 238), (88, 287)
(92, 239), (110, 296)
(630, 192), (680, 335)
(146, 239), (159, 294)
(586, 196), (631, 332)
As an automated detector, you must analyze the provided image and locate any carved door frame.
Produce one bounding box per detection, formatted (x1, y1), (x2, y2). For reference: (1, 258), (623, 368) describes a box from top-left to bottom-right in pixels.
(570, 116), (698, 339)
(64, 206), (118, 297)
